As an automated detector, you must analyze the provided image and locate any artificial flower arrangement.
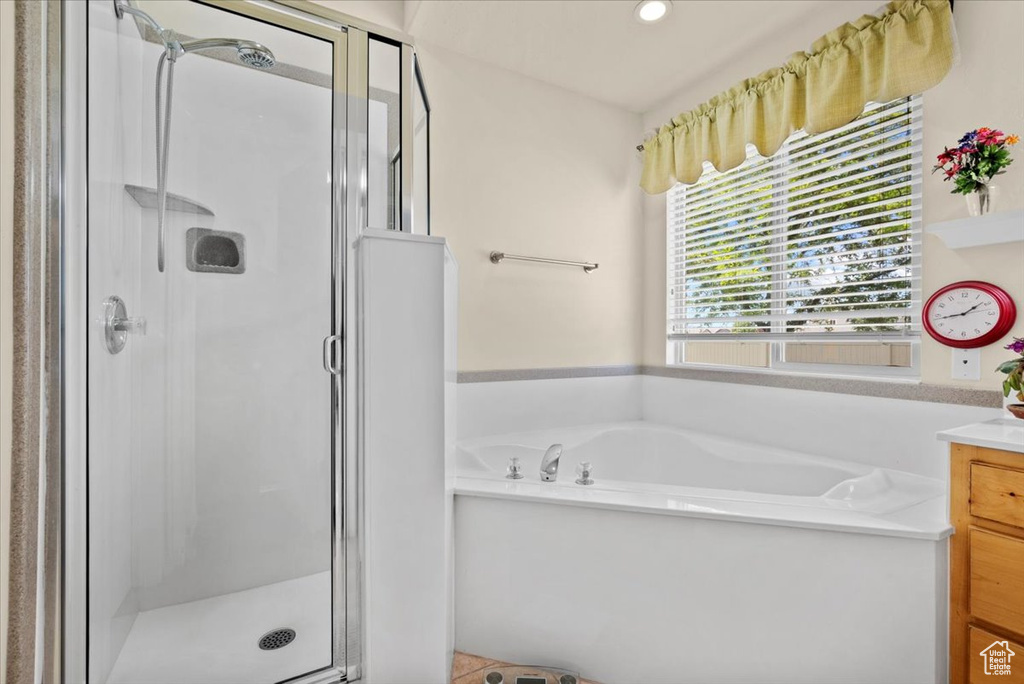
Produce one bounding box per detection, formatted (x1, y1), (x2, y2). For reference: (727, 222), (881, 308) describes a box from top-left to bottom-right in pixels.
(998, 337), (1024, 418)
(934, 128), (1018, 193)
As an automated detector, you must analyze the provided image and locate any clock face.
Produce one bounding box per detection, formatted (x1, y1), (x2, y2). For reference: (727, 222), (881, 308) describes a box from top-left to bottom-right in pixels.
(923, 281), (1017, 348)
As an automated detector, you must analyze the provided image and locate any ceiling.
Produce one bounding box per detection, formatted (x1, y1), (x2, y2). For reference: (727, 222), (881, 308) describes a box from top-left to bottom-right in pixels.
(405, 0), (884, 114)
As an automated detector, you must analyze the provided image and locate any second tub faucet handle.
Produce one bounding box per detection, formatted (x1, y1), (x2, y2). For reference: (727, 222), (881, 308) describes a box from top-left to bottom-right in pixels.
(576, 461), (594, 486)
(506, 456), (524, 480)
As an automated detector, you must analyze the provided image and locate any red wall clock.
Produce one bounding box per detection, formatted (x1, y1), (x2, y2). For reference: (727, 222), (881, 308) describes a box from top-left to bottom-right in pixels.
(923, 280), (1016, 349)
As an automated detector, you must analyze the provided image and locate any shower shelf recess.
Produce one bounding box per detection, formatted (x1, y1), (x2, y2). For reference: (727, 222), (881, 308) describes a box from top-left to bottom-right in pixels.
(124, 184), (215, 216)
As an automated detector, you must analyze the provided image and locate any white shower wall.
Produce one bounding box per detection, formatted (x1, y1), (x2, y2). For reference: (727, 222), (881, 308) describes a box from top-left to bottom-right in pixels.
(86, 2), (146, 680)
(129, 41), (335, 610)
(88, 8), (336, 682)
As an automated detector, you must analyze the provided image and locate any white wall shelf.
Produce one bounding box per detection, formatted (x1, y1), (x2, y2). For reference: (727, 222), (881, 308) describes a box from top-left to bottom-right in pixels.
(926, 209), (1024, 249)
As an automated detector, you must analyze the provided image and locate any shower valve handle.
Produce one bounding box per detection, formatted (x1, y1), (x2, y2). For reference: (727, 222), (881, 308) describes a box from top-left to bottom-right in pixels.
(112, 316), (147, 335)
(103, 295), (144, 355)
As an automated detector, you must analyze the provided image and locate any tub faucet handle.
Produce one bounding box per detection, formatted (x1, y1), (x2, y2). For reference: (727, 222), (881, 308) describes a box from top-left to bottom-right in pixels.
(540, 443), (562, 482)
(506, 456), (524, 480)
(575, 461), (594, 486)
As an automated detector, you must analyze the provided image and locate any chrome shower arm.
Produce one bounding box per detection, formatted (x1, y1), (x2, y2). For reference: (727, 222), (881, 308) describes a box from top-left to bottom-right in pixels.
(113, 0), (165, 33)
(113, 0), (182, 56)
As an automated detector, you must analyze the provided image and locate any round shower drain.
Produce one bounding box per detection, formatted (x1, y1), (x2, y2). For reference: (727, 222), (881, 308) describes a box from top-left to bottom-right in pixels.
(258, 628), (296, 650)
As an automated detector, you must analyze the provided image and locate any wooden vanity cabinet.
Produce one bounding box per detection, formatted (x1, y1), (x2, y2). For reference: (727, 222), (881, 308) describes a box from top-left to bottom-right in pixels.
(950, 443), (1024, 684)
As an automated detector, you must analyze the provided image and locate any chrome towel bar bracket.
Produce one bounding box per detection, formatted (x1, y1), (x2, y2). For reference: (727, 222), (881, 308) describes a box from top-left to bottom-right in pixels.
(489, 251), (598, 273)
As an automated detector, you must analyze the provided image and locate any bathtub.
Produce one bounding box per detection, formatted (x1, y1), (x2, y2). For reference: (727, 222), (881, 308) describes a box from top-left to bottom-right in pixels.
(457, 421), (949, 537)
(454, 422), (949, 683)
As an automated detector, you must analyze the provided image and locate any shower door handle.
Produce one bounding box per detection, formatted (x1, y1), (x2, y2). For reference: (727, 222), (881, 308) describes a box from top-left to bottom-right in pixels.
(323, 334), (343, 375)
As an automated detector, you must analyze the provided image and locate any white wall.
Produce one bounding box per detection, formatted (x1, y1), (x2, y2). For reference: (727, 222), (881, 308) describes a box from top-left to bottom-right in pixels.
(641, 1), (1024, 391)
(416, 44), (644, 372)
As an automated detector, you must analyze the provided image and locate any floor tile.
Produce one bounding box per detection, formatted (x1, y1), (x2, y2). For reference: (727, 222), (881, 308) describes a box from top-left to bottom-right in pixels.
(453, 663), (511, 684)
(451, 651), (498, 681)
(451, 654), (602, 684)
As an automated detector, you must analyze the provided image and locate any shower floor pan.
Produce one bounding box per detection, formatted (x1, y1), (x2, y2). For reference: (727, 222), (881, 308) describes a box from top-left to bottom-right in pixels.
(107, 571), (331, 684)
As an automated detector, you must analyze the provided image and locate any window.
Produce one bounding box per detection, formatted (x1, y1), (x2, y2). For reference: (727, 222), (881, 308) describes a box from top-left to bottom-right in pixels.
(667, 96), (922, 378)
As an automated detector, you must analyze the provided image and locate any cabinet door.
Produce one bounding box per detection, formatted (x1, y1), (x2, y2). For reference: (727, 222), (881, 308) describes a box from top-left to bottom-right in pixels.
(969, 627), (1024, 683)
(971, 464), (1024, 529)
(971, 528), (1024, 636)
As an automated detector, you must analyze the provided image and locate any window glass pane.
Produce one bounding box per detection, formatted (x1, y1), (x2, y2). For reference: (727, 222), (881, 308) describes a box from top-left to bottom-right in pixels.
(368, 38), (401, 231)
(411, 59), (429, 235)
(666, 97), (922, 377)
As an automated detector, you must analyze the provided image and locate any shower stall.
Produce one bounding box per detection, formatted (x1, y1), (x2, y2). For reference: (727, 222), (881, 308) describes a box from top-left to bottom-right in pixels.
(58, 1), (433, 682)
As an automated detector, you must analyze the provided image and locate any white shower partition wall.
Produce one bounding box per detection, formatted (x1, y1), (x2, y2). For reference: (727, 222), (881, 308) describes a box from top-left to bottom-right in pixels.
(61, 1), (431, 682)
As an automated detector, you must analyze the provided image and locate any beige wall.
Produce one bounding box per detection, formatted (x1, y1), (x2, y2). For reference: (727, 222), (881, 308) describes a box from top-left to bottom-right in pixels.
(311, 2), (646, 372)
(304, 1), (1024, 382)
(917, 0), (1024, 388)
(417, 44), (644, 371)
(1, 0), (14, 674)
(641, 0), (1024, 390)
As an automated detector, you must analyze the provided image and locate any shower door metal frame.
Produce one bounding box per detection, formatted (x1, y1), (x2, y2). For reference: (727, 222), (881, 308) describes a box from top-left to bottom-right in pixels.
(60, 1), (426, 682)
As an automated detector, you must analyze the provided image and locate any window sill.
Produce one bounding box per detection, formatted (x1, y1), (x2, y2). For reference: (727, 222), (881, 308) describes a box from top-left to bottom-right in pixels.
(664, 361), (919, 384)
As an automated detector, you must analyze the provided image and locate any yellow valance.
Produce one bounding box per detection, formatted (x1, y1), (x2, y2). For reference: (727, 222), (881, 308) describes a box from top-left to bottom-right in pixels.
(640, 0), (955, 194)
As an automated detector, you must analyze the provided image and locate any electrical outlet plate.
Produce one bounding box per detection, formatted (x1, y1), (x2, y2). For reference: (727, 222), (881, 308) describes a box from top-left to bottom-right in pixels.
(951, 347), (981, 380)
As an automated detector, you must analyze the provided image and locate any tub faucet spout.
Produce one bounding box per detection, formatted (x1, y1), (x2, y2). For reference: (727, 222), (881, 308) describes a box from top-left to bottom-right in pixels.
(540, 444), (563, 482)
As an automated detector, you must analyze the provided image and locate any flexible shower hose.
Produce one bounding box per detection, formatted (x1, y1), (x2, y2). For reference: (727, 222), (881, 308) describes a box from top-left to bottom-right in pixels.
(154, 51), (175, 273)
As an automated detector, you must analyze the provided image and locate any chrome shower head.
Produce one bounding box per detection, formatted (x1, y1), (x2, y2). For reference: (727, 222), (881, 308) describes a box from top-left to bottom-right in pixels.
(179, 38), (276, 69)
(114, 3), (276, 69)
(237, 43), (276, 69)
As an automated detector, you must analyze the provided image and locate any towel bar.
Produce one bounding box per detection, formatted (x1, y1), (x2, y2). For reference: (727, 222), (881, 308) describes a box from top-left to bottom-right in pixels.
(489, 251), (598, 273)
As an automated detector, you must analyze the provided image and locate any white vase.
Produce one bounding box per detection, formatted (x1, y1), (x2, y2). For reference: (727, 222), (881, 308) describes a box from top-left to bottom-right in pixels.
(966, 183), (999, 216)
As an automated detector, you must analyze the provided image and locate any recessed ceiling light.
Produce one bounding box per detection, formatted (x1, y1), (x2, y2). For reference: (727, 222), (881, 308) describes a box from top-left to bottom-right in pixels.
(634, 0), (672, 24)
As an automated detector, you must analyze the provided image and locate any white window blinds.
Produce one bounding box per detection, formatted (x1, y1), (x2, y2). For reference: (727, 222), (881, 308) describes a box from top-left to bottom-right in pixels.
(667, 96), (922, 342)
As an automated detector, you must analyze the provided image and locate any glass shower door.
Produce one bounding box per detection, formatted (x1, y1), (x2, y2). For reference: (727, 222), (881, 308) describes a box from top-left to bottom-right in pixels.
(86, 1), (341, 682)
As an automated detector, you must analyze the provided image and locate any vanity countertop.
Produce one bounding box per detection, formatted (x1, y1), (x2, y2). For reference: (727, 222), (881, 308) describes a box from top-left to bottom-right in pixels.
(937, 418), (1024, 454)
